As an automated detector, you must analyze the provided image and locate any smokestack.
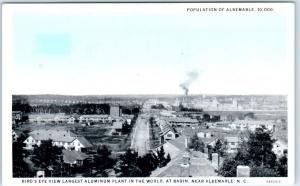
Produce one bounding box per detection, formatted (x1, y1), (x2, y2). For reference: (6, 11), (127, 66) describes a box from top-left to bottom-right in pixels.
(180, 84), (189, 96)
(180, 70), (199, 96)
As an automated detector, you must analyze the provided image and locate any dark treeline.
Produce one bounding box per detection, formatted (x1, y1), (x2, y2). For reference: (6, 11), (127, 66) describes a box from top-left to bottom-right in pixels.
(13, 102), (140, 115)
(179, 104), (203, 112)
(120, 106), (140, 115)
(13, 102), (32, 113)
(26, 104), (110, 115)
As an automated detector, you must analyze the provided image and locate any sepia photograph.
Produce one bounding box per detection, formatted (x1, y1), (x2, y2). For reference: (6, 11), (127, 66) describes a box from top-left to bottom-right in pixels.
(2, 2), (295, 186)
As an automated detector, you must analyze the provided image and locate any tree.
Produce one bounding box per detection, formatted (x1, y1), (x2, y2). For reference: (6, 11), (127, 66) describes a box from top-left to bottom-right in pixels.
(122, 121), (131, 134)
(247, 126), (276, 167)
(211, 115), (220, 122)
(32, 140), (63, 176)
(218, 156), (238, 177)
(115, 148), (170, 177)
(214, 139), (225, 157)
(189, 134), (205, 152)
(156, 146), (170, 167)
(166, 153), (171, 164)
(136, 152), (159, 176)
(114, 149), (142, 177)
(276, 151), (288, 176)
(13, 137), (33, 177)
(203, 114), (211, 122)
(93, 145), (115, 175)
(219, 126), (280, 177)
(250, 167), (278, 177)
(244, 112), (255, 120)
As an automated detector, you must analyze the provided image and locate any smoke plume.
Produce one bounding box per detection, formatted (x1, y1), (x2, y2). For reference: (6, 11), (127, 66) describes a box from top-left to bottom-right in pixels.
(180, 70), (199, 96)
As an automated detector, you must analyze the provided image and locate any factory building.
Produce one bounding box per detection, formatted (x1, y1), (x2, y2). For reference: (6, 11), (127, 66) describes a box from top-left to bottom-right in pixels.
(110, 104), (121, 117)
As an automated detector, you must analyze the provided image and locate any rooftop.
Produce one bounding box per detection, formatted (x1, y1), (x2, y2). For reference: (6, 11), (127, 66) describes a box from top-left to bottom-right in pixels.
(225, 136), (239, 143)
(167, 135), (186, 150)
(62, 150), (89, 164)
(29, 129), (76, 142)
(112, 121), (123, 129)
(167, 117), (199, 123)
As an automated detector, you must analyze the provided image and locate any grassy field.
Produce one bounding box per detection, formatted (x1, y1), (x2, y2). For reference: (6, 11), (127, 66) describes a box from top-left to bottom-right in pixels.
(69, 126), (132, 152)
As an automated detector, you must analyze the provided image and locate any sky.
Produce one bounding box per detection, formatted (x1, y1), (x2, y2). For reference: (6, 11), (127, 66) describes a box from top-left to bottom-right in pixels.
(8, 4), (293, 95)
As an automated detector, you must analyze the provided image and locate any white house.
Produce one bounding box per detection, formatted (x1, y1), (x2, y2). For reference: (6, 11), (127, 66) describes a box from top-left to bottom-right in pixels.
(225, 136), (239, 154)
(111, 121), (123, 135)
(28, 113), (67, 124)
(197, 132), (212, 138)
(23, 129), (92, 152)
(79, 115), (111, 124)
(12, 130), (21, 142)
(12, 111), (23, 125)
(167, 117), (199, 127)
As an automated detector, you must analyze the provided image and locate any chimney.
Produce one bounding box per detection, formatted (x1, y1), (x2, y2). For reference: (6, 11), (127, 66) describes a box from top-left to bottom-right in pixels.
(185, 137), (189, 149)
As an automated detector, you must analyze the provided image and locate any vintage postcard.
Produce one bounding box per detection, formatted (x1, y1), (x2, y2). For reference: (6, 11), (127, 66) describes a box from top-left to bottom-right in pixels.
(2, 2), (295, 186)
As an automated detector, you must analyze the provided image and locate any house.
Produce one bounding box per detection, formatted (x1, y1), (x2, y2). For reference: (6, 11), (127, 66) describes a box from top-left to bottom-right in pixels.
(12, 111), (23, 125)
(79, 115), (111, 124)
(67, 114), (80, 124)
(12, 111), (22, 120)
(158, 120), (179, 144)
(151, 142), (217, 177)
(67, 117), (76, 124)
(54, 115), (69, 124)
(224, 136), (239, 153)
(111, 121), (123, 135)
(62, 149), (89, 167)
(200, 137), (218, 149)
(28, 113), (67, 124)
(23, 129), (92, 152)
(156, 135), (186, 159)
(160, 128), (178, 144)
(197, 132), (212, 138)
(12, 130), (20, 142)
(167, 117), (199, 127)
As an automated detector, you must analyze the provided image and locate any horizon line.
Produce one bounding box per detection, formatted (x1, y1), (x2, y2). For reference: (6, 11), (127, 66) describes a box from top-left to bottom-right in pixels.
(12, 93), (288, 96)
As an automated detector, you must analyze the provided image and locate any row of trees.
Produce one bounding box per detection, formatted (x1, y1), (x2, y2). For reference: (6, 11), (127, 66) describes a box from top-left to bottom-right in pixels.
(219, 126), (287, 177)
(178, 104), (203, 112)
(13, 138), (171, 177)
(115, 146), (171, 177)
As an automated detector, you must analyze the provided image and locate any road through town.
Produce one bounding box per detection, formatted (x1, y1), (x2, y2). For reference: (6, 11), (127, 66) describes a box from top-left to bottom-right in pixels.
(131, 115), (150, 156)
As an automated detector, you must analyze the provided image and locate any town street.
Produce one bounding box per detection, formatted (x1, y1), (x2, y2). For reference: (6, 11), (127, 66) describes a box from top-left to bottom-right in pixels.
(131, 115), (150, 156)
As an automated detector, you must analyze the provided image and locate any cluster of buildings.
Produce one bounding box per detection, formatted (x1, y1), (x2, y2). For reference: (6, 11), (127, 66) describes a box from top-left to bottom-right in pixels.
(153, 112), (239, 155)
(206, 119), (277, 132)
(12, 128), (94, 169)
(23, 129), (92, 152)
(13, 105), (134, 126)
(12, 105), (134, 170)
(150, 103), (286, 159)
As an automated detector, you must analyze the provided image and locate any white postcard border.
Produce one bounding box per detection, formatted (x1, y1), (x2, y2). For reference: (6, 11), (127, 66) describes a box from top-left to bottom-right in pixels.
(2, 2), (295, 186)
